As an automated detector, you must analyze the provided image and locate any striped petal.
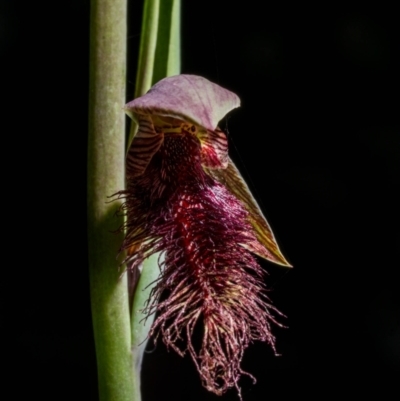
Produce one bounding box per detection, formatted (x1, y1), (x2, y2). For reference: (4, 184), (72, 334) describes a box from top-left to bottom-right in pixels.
(204, 158), (292, 267)
(126, 115), (164, 177)
(198, 128), (229, 169)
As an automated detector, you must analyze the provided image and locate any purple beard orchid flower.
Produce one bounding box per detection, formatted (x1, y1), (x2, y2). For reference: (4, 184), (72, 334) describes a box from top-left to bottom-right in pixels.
(116, 75), (291, 398)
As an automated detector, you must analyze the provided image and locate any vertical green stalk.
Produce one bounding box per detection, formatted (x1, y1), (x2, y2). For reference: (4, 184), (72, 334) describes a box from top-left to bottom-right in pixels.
(130, 0), (181, 397)
(88, 0), (181, 399)
(88, 1), (134, 401)
(134, 0), (160, 99)
(152, 0), (181, 83)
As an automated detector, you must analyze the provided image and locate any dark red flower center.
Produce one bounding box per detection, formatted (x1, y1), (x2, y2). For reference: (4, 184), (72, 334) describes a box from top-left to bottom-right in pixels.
(118, 128), (280, 399)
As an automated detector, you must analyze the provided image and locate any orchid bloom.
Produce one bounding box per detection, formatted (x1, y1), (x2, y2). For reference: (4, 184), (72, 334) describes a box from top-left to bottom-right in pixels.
(117, 74), (291, 398)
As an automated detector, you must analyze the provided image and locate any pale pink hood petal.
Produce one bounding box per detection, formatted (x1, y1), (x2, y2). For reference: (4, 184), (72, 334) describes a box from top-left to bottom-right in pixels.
(125, 74), (240, 131)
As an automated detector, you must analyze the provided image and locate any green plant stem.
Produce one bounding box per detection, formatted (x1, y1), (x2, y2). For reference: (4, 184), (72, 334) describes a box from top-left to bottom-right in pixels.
(152, 0), (181, 83)
(88, 1), (134, 401)
(131, 253), (164, 372)
(135, 0), (160, 98)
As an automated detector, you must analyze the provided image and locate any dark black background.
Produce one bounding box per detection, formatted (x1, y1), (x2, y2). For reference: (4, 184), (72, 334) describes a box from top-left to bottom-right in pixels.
(3, 1), (399, 400)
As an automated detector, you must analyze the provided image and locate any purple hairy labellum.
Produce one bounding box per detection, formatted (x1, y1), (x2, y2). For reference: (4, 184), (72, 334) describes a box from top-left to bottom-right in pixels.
(116, 75), (291, 398)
